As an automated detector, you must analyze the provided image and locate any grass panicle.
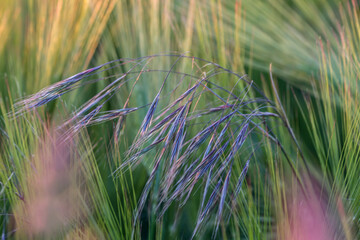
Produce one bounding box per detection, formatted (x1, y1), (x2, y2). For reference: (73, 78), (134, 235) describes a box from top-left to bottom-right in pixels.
(15, 54), (305, 238)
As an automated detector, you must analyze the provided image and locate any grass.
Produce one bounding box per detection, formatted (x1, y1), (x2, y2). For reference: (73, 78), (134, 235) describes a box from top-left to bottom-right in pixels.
(0, 0), (359, 239)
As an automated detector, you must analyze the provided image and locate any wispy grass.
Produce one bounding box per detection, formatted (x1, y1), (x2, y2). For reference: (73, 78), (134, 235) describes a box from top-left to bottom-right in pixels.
(1, 0), (360, 239)
(0, 0), (115, 102)
(14, 54), (313, 238)
(293, 16), (360, 238)
(0, 103), (138, 239)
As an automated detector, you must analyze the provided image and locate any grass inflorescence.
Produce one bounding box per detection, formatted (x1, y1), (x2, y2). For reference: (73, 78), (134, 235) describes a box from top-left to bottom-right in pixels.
(13, 54), (308, 238)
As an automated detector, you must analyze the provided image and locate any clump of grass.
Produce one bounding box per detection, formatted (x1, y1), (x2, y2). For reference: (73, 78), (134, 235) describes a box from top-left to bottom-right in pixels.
(0, 0), (116, 101)
(1, 0), (359, 239)
(0, 105), (139, 239)
(15, 54), (305, 237)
